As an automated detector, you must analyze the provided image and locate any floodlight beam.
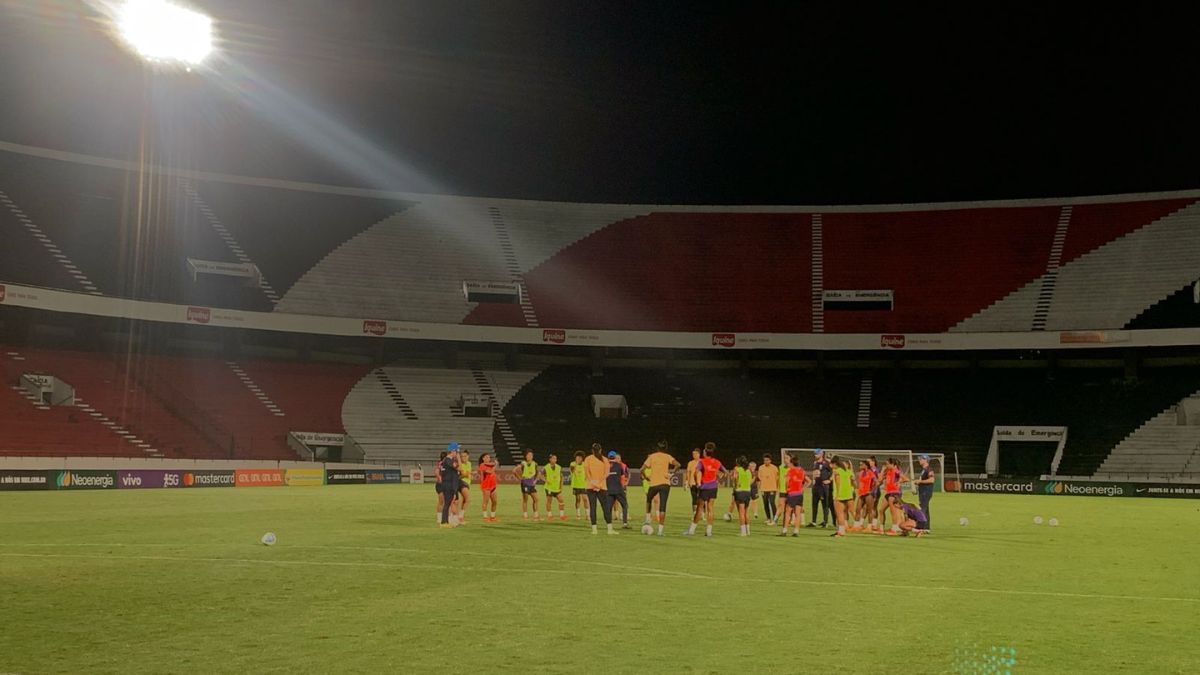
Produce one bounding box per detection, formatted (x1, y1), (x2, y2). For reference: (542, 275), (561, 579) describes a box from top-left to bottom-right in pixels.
(116, 0), (213, 65)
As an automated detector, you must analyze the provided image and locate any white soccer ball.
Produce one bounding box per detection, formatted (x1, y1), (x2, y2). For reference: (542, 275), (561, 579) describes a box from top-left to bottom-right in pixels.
(1048, 518), (1059, 527)
(261, 532), (277, 546)
(641, 524), (654, 535)
(723, 513), (732, 521)
(959, 517), (968, 526)
(1033, 516), (1043, 525)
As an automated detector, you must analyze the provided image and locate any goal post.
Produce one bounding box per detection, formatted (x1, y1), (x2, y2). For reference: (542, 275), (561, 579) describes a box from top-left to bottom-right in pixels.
(780, 448), (946, 492)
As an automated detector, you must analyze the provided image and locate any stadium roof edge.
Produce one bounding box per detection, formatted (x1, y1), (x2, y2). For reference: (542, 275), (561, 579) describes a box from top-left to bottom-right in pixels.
(1, 139), (1197, 212)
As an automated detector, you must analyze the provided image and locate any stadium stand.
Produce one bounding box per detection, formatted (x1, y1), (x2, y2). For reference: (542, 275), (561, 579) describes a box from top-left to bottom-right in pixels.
(0, 366), (142, 457)
(0, 348), (226, 458)
(820, 207), (1061, 333)
(513, 213), (816, 332)
(137, 355), (367, 460)
(0, 346), (367, 460)
(953, 198), (1200, 332)
(341, 364), (539, 463)
(501, 366), (1200, 476)
(1095, 390), (1200, 478)
(276, 200), (507, 322)
(2, 145), (1198, 334)
(188, 180), (409, 303)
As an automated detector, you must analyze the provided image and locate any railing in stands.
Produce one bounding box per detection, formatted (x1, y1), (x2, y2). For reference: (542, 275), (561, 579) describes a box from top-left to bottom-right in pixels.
(1181, 441), (1200, 475)
(115, 355), (240, 458)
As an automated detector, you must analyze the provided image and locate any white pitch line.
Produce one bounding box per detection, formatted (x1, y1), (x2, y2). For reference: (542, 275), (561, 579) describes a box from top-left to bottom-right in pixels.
(0, 542), (700, 579)
(1, 546), (1196, 604)
(0, 552), (685, 580)
(287, 543), (706, 579)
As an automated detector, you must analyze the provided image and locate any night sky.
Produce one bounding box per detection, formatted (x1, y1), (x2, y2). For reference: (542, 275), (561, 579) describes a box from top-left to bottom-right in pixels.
(1, 1), (1196, 204)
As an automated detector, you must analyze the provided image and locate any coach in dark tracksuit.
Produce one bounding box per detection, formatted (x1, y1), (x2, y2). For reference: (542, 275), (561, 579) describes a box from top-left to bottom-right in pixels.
(808, 450), (833, 528)
(916, 454), (935, 532)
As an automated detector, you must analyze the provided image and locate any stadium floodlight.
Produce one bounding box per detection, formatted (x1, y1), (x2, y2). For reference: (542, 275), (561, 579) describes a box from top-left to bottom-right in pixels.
(116, 0), (213, 65)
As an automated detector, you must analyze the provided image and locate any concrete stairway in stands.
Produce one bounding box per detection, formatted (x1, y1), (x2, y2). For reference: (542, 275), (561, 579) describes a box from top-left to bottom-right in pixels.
(1096, 390), (1200, 477)
(955, 200), (1200, 332)
(342, 365), (540, 464)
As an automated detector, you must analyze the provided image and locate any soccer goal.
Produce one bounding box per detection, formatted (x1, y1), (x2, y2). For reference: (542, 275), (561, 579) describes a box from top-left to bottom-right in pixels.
(780, 448), (947, 492)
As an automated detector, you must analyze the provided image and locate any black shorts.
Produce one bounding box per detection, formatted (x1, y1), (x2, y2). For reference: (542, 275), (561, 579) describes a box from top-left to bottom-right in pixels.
(459, 484), (471, 493)
(521, 484), (537, 495)
(750, 486), (760, 500)
(545, 490), (561, 498)
(690, 486), (700, 504)
(573, 488), (586, 496)
(646, 484), (670, 503)
(734, 491), (752, 506)
(786, 494), (805, 507)
(699, 488), (718, 501)
(885, 491), (902, 501)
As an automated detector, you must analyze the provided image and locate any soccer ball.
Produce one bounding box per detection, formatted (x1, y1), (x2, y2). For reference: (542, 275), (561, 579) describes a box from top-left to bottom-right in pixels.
(1033, 516), (1043, 525)
(958, 517), (968, 526)
(723, 513), (732, 521)
(1048, 518), (1059, 527)
(641, 524), (654, 535)
(261, 532), (277, 546)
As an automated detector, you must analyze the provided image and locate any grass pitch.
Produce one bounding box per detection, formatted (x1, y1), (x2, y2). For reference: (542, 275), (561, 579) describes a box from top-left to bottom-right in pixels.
(1, 485), (1198, 674)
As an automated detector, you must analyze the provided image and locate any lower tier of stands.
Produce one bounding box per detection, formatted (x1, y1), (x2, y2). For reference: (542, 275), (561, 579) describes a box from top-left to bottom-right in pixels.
(0, 346), (364, 460)
(502, 366), (1200, 476)
(3, 344), (1198, 479)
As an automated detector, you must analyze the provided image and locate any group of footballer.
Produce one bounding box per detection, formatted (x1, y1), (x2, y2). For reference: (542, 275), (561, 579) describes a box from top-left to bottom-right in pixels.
(433, 440), (934, 537)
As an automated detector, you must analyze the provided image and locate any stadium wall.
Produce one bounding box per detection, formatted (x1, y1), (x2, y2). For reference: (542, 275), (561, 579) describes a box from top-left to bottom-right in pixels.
(3, 282), (1199, 352)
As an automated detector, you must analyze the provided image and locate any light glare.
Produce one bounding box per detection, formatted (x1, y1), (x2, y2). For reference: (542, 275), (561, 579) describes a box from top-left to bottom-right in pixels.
(117, 0), (213, 65)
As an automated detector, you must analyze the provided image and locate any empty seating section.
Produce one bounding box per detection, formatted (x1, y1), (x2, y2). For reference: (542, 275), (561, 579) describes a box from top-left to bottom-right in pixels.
(0, 193), (82, 292)
(822, 207), (1060, 333)
(115, 355), (368, 460)
(2, 145), (1197, 334)
(1059, 198), (1194, 265)
(1, 348), (226, 458)
(951, 197), (1200, 332)
(192, 181), (408, 299)
(134, 356), (269, 456)
(461, 201), (647, 327)
(0, 361), (136, 457)
(236, 360), (368, 435)
(0, 347), (369, 460)
(0, 151), (274, 309)
(1044, 201), (1200, 331)
(497, 202), (649, 272)
(1096, 392), (1200, 478)
(275, 199), (509, 322)
(505, 367), (864, 467)
(0, 152), (196, 301)
(502, 366), (1200, 475)
(341, 365), (538, 463)
(520, 213), (814, 331)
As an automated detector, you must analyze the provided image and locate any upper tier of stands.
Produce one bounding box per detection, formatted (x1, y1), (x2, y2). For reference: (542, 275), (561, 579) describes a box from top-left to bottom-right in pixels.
(1, 144), (1196, 333)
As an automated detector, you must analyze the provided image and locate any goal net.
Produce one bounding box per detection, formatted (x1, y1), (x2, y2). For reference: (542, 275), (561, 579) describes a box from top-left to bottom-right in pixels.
(780, 448), (947, 492)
